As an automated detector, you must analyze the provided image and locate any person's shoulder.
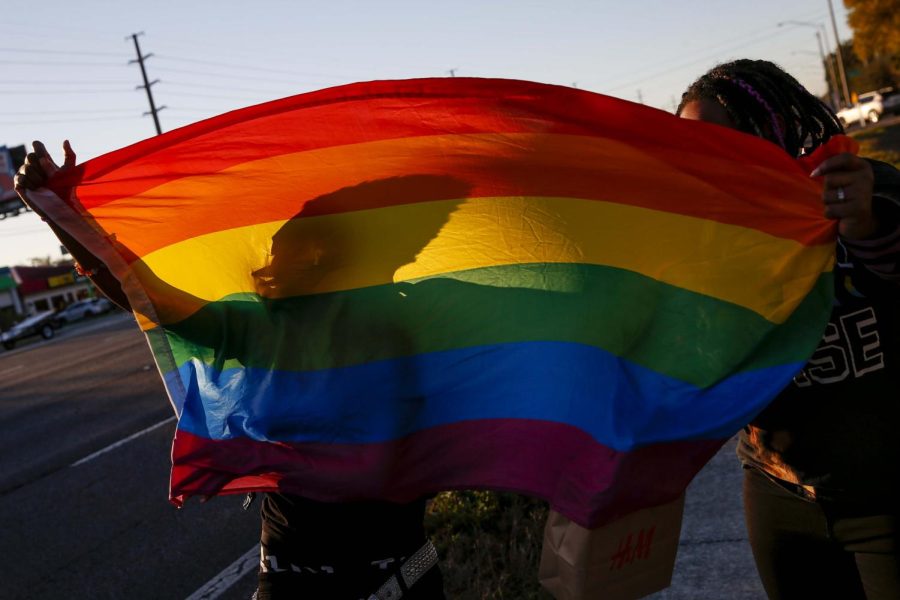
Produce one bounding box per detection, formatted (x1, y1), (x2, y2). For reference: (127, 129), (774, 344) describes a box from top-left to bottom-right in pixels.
(862, 159), (900, 208)
(864, 158), (900, 185)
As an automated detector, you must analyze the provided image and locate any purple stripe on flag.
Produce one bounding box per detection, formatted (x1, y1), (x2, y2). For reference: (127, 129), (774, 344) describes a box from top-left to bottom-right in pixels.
(171, 418), (725, 527)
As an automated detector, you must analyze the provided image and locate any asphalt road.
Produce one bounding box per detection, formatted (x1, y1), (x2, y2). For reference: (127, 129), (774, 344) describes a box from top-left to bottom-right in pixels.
(0, 313), (260, 600)
(0, 312), (765, 599)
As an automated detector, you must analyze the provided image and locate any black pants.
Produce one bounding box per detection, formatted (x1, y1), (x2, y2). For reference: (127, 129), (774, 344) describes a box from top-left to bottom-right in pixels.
(255, 493), (445, 599)
(743, 467), (900, 600)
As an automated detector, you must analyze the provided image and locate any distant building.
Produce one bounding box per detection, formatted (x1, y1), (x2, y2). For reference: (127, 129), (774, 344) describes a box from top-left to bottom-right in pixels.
(0, 267), (24, 328)
(4, 263), (94, 318)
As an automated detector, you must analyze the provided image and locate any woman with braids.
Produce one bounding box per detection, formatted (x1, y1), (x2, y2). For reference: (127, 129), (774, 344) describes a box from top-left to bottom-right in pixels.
(678, 59), (900, 599)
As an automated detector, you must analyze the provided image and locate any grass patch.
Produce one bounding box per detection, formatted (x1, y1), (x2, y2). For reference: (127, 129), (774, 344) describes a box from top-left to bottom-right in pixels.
(849, 120), (900, 168)
(426, 491), (552, 599)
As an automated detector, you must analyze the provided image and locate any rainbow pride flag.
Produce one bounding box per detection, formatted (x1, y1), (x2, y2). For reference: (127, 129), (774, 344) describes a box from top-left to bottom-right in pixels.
(32, 78), (839, 527)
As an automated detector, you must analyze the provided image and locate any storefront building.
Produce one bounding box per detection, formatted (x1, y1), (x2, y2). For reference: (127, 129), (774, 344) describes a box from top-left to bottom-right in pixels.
(6, 264), (94, 316)
(0, 267), (24, 329)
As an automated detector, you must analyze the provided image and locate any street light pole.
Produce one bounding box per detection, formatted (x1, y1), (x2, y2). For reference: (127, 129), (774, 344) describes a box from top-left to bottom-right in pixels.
(826, 0), (851, 107)
(815, 25), (841, 108)
(815, 31), (840, 108)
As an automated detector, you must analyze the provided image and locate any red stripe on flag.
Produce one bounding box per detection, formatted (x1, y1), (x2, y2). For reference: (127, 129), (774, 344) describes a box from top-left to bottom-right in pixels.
(56, 78), (819, 217)
(170, 419), (723, 528)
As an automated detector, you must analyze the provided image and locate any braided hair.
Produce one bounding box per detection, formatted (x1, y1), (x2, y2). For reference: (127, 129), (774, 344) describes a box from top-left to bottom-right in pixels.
(677, 59), (843, 158)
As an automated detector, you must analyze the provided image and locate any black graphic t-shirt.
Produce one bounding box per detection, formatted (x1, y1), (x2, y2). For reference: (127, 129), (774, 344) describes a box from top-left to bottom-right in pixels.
(737, 160), (900, 504)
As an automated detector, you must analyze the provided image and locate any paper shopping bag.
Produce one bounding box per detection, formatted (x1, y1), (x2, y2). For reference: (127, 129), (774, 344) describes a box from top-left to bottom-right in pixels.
(538, 494), (685, 600)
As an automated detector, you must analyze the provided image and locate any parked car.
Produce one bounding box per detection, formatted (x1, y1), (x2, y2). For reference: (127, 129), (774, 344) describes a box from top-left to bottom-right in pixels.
(882, 88), (900, 115)
(836, 91), (884, 127)
(0, 311), (57, 350)
(53, 297), (113, 326)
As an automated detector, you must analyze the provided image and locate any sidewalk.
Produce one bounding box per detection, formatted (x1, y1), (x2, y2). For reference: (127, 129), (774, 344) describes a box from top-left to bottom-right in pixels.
(650, 436), (766, 599)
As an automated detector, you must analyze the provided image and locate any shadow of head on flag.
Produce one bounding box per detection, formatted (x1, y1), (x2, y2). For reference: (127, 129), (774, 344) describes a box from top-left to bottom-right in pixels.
(251, 174), (470, 299)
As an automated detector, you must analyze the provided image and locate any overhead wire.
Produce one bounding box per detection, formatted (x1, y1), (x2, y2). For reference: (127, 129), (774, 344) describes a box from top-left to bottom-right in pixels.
(147, 34), (442, 72)
(151, 54), (367, 79)
(0, 89), (135, 95)
(0, 60), (127, 67)
(161, 90), (271, 101)
(152, 65), (350, 85)
(592, 8), (830, 92)
(0, 20), (136, 39)
(3, 79), (135, 85)
(601, 28), (802, 94)
(159, 80), (293, 94)
(0, 108), (137, 115)
(0, 47), (128, 58)
(0, 115), (141, 125)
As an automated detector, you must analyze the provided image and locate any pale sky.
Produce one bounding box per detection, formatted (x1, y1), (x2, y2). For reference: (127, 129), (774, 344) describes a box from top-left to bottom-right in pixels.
(0, 0), (853, 266)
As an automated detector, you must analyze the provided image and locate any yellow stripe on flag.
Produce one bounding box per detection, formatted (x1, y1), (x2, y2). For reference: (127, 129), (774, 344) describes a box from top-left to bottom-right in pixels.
(137, 195), (832, 324)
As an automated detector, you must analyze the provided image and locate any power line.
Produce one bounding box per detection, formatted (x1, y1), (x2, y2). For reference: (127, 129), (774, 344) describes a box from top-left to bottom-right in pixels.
(0, 60), (126, 67)
(2, 79), (134, 85)
(163, 90), (269, 101)
(161, 80), (292, 94)
(592, 8), (829, 92)
(157, 105), (231, 112)
(0, 89), (134, 94)
(602, 28), (795, 94)
(0, 115), (138, 125)
(0, 47), (128, 57)
(147, 35), (441, 72)
(0, 108), (137, 115)
(164, 109), (219, 114)
(1, 20), (136, 39)
(152, 54), (364, 79)
(147, 36), (279, 61)
(152, 65), (350, 85)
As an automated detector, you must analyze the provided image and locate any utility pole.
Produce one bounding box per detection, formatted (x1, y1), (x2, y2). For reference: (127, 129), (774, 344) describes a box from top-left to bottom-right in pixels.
(128, 32), (165, 135)
(636, 89), (644, 104)
(817, 23), (840, 107)
(815, 30), (840, 109)
(826, 0), (851, 107)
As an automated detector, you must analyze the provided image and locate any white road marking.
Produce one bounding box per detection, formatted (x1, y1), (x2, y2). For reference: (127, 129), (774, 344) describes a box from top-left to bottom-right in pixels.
(70, 416), (176, 467)
(0, 364), (24, 376)
(185, 545), (259, 600)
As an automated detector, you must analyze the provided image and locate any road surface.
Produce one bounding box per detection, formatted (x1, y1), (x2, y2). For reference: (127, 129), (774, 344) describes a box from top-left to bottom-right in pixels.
(0, 313), (260, 600)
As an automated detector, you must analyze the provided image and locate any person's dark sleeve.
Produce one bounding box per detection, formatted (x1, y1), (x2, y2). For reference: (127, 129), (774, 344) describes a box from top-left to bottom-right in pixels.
(841, 159), (900, 282)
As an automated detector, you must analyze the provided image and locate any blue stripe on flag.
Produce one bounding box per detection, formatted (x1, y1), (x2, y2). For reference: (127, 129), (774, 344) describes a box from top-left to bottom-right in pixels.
(168, 340), (801, 451)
